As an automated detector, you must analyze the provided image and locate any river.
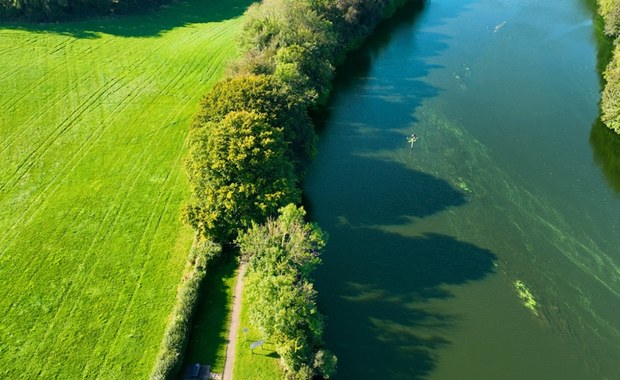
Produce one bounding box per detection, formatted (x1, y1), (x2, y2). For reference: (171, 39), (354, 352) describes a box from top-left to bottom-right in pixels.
(303, 0), (620, 378)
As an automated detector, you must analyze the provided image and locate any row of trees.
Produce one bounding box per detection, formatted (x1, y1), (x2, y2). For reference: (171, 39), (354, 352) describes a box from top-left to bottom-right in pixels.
(599, 0), (620, 134)
(0, 0), (168, 21)
(185, 0), (409, 244)
(184, 0), (415, 378)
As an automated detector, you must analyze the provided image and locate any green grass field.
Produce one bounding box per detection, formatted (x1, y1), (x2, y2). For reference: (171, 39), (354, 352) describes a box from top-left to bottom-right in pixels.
(0, 0), (249, 377)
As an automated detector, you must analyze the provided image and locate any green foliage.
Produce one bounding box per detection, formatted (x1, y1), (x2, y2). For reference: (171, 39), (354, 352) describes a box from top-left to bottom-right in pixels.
(324, 0), (389, 47)
(238, 203), (325, 278)
(598, 0), (620, 134)
(0, 0), (170, 21)
(599, 0), (620, 36)
(602, 44), (620, 134)
(195, 74), (316, 174)
(237, 204), (335, 379)
(185, 111), (300, 242)
(150, 239), (222, 380)
(236, 0), (337, 104)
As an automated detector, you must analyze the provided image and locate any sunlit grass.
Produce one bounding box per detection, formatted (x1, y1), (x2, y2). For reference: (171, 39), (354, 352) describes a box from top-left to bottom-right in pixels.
(0, 0), (250, 377)
(232, 279), (282, 379)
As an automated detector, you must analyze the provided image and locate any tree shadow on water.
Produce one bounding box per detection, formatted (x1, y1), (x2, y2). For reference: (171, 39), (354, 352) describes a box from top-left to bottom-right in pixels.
(300, 0), (493, 378)
(589, 118), (620, 198)
(306, 154), (496, 378)
(0, 0), (253, 38)
(317, 226), (497, 379)
(307, 155), (466, 227)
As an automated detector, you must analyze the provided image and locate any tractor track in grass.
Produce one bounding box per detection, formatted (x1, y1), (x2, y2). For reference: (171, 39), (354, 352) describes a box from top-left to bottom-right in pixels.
(0, 35), (221, 313)
(0, 34), (174, 193)
(0, 24), (216, 258)
(0, 16), (245, 377)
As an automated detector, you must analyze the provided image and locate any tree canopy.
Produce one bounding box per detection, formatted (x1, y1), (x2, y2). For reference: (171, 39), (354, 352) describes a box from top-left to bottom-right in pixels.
(0, 0), (168, 21)
(185, 110), (299, 242)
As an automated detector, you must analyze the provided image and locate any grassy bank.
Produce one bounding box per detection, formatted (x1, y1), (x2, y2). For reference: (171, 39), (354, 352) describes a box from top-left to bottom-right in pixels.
(181, 254), (238, 374)
(0, 0), (249, 377)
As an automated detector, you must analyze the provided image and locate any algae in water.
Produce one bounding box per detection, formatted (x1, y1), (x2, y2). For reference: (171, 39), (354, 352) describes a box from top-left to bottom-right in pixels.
(514, 280), (539, 317)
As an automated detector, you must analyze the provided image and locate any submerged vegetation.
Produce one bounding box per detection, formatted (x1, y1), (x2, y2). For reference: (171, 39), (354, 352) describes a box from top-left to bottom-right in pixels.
(513, 280), (539, 317)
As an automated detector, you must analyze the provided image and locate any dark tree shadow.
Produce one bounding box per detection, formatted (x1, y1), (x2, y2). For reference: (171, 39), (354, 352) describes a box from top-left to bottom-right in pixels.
(589, 118), (620, 197)
(307, 156), (466, 227)
(316, 228), (496, 379)
(180, 255), (237, 378)
(0, 0), (253, 38)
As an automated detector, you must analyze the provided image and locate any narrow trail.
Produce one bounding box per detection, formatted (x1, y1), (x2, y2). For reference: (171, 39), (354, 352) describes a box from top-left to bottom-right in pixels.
(223, 262), (246, 380)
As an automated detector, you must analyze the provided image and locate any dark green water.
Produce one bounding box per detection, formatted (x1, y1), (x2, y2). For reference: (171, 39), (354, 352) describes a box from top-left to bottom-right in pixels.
(304, 0), (620, 378)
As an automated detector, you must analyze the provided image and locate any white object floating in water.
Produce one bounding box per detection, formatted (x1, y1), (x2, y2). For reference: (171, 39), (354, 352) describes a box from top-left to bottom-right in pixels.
(407, 134), (419, 148)
(494, 21), (507, 33)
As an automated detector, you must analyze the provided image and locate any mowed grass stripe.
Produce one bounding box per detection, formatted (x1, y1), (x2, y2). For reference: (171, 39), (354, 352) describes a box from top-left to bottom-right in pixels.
(0, 29), (186, 206)
(0, 17), (219, 195)
(0, 0), (250, 377)
(21, 113), (178, 377)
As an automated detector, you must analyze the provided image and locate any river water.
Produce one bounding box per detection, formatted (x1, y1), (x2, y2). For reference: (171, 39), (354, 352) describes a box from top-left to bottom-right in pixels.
(304, 0), (620, 378)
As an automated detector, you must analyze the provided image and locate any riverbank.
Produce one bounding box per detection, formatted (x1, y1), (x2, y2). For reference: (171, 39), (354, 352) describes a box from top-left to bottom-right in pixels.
(181, 0), (424, 378)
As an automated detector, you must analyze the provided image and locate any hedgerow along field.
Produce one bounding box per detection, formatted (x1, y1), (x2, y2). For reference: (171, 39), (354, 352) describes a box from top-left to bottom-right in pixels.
(0, 0), (250, 377)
